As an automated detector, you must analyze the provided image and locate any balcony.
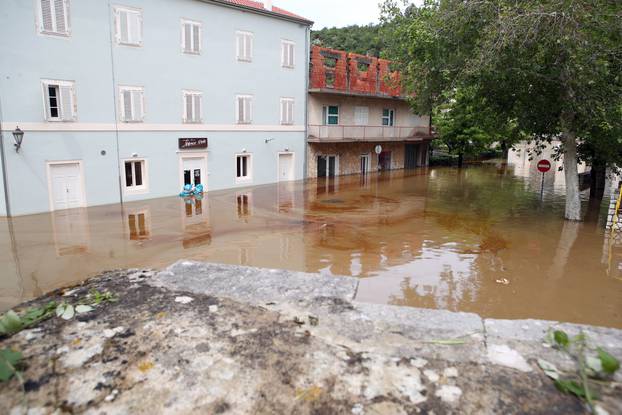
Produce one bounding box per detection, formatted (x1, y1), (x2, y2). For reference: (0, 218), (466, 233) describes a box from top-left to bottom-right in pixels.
(307, 125), (434, 143)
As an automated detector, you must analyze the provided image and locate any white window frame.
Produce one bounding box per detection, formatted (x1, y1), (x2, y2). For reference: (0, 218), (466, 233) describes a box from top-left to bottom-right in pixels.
(323, 105), (339, 125)
(235, 95), (253, 124)
(41, 79), (77, 122)
(382, 108), (396, 126)
(181, 18), (202, 55)
(280, 98), (295, 125)
(122, 158), (149, 195)
(235, 153), (253, 183)
(119, 86), (145, 122)
(182, 90), (203, 123)
(37, 0), (71, 36)
(114, 5), (143, 47)
(281, 40), (295, 68)
(236, 31), (253, 62)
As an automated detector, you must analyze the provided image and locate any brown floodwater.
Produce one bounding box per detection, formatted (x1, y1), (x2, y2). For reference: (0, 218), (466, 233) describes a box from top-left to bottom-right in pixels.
(1, 159), (621, 328)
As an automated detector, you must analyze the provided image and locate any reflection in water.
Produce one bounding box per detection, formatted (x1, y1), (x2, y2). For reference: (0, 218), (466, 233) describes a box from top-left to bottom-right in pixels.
(1, 162), (621, 328)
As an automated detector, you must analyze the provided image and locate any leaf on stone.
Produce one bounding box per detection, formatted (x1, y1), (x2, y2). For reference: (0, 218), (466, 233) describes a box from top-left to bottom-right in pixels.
(553, 330), (569, 348)
(537, 359), (560, 380)
(56, 304), (66, 318)
(0, 311), (23, 336)
(75, 305), (93, 314)
(61, 304), (75, 320)
(0, 347), (22, 382)
(597, 348), (620, 375)
(586, 356), (603, 374)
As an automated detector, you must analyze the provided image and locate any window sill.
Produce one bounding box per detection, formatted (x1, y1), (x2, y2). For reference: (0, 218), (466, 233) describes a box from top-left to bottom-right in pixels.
(237, 58), (253, 63)
(182, 120), (203, 124)
(124, 186), (149, 196)
(281, 65), (295, 70)
(121, 120), (144, 123)
(45, 119), (76, 123)
(40, 30), (71, 37)
(236, 121), (253, 125)
(235, 177), (253, 184)
(182, 50), (201, 56)
(117, 41), (143, 47)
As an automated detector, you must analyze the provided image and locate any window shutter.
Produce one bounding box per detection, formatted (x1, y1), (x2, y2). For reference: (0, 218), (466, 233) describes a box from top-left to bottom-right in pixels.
(40, 0), (54, 32)
(280, 100), (286, 124)
(288, 101), (294, 124)
(130, 12), (141, 45)
(54, 0), (66, 33)
(193, 95), (201, 122)
(183, 23), (191, 52)
(192, 25), (200, 53)
(185, 94), (193, 122)
(237, 97), (243, 123)
(245, 36), (252, 60)
(281, 43), (286, 66)
(131, 90), (143, 121)
(59, 85), (73, 120)
(245, 98), (251, 123)
(122, 90), (132, 121)
(119, 10), (129, 43)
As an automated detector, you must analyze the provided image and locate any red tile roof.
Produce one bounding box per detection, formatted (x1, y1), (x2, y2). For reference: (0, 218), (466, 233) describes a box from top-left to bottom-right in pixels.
(222, 0), (310, 22)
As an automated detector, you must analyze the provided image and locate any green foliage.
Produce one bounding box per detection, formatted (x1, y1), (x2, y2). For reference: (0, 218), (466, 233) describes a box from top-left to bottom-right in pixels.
(381, 0), (622, 219)
(553, 330), (570, 348)
(312, 24), (385, 57)
(88, 289), (118, 305)
(541, 329), (620, 411)
(0, 348), (23, 382)
(0, 302), (57, 336)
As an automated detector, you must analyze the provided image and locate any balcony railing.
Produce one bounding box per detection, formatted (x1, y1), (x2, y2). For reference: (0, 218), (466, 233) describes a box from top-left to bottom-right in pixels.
(308, 125), (432, 142)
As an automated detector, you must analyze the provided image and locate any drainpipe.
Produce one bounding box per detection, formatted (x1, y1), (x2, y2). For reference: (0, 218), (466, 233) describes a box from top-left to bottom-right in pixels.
(107, 0), (124, 207)
(303, 25), (310, 180)
(0, 88), (11, 217)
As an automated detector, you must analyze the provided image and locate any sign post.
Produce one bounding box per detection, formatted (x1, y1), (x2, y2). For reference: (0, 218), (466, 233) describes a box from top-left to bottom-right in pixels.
(537, 159), (551, 200)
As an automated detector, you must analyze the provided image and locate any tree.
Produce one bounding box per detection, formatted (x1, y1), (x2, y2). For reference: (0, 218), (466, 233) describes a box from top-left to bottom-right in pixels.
(311, 24), (384, 57)
(381, 0), (622, 221)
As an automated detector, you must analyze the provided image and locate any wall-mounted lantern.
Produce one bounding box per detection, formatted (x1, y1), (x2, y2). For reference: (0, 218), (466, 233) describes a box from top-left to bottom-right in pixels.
(12, 126), (24, 153)
(264, 138), (275, 144)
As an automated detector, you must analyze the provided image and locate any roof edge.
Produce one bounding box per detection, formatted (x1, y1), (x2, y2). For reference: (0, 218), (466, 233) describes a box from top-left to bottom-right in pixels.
(197, 0), (314, 26)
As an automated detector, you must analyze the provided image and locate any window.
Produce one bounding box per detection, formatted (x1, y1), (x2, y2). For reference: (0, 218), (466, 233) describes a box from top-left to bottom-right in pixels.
(236, 31), (253, 62)
(128, 211), (150, 240)
(236, 95), (253, 124)
(124, 159), (148, 193)
(354, 106), (369, 126)
(183, 90), (202, 123)
(114, 6), (142, 46)
(237, 193), (251, 218)
(236, 154), (252, 182)
(181, 19), (201, 54)
(38, 0), (70, 36)
(323, 105), (339, 125)
(280, 98), (294, 125)
(119, 86), (144, 122)
(382, 109), (395, 126)
(42, 79), (76, 121)
(281, 40), (295, 68)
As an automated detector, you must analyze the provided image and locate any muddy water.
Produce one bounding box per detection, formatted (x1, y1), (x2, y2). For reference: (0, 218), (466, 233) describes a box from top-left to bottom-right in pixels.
(1, 161), (621, 328)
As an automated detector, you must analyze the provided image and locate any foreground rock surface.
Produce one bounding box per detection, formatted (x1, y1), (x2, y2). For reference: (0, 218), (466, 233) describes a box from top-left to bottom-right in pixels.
(0, 261), (620, 414)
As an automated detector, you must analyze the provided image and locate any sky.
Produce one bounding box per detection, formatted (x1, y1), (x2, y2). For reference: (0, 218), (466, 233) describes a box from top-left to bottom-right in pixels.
(278, 0), (423, 29)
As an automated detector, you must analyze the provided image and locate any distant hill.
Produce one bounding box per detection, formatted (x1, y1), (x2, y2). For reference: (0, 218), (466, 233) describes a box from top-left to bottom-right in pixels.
(311, 24), (385, 57)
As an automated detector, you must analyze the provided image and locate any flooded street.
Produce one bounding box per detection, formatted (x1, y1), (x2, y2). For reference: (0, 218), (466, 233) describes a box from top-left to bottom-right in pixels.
(1, 155), (621, 328)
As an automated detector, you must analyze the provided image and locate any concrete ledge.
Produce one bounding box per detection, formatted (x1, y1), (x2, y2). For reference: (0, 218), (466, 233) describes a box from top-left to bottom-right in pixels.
(152, 260), (360, 304)
(1, 262), (621, 414)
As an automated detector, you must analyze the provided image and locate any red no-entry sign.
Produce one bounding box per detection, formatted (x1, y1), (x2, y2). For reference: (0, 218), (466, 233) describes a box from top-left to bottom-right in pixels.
(537, 160), (551, 173)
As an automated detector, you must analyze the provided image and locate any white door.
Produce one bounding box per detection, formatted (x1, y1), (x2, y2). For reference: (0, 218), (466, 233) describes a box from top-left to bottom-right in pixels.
(278, 153), (294, 182)
(182, 157), (206, 187)
(49, 163), (84, 211)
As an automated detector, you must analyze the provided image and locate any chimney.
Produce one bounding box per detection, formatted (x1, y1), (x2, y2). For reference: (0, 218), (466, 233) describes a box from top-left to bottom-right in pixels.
(264, 0), (272, 11)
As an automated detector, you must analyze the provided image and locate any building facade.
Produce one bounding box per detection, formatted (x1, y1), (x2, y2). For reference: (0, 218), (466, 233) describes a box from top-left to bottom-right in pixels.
(307, 46), (433, 178)
(0, 0), (311, 216)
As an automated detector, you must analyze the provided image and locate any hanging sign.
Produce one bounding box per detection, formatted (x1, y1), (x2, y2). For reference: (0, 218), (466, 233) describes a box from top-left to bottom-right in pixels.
(374, 145), (383, 155)
(178, 138), (208, 150)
